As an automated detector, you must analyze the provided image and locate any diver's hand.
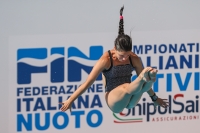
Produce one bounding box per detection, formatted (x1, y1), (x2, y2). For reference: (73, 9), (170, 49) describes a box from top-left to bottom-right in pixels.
(153, 98), (169, 109)
(59, 98), (72, 112)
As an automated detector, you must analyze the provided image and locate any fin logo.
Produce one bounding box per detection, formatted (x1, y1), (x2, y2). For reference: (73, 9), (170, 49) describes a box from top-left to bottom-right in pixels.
(17, 46), (103, 84)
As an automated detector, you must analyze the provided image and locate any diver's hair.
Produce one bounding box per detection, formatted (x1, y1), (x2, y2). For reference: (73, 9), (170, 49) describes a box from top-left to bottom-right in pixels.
(115, 6), (132, 51)
(118, 6), (124, 35)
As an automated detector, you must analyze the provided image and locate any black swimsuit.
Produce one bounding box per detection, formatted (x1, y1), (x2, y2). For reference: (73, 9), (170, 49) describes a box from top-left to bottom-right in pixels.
(102, 50), (135, 92)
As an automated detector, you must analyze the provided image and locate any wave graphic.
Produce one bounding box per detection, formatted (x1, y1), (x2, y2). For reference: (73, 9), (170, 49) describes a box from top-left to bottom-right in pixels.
(68, 57), (98, 65)
(67, 57), (102, 82)
(17, 54), (64, 67)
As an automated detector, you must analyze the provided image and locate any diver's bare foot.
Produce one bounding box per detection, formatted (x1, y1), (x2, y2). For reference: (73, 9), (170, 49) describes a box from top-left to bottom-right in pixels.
(148, 69), (158, 82)
(139, 67), (153, 82)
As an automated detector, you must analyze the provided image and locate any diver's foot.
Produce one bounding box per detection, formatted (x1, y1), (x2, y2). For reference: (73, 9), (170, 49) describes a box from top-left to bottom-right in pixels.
(148, 68), (158, 82)
(139, 67), (153, 82)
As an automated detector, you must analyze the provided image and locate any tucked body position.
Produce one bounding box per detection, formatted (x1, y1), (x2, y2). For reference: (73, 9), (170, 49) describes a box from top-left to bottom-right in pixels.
(60, 6), (168, 113)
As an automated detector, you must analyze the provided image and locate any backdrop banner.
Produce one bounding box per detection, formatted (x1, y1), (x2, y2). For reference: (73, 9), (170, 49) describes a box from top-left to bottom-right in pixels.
(9, 30), (200, 133)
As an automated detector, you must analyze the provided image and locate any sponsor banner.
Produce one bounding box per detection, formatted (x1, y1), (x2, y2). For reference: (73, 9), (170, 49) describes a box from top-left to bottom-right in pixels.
(9, 31), (200, 133)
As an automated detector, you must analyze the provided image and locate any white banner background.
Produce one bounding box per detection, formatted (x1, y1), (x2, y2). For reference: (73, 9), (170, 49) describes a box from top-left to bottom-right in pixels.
(8, 30), (200, 133)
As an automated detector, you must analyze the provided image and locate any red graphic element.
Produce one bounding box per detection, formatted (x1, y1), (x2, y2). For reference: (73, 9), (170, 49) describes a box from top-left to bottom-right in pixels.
(114, 120), (143, 123)
(120, 112), (126, 116)
(174, 94), (184, 100)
